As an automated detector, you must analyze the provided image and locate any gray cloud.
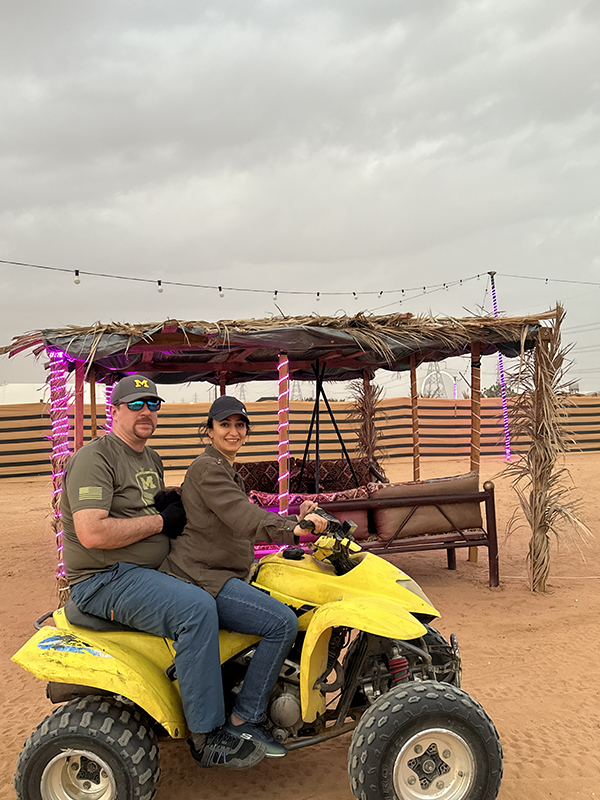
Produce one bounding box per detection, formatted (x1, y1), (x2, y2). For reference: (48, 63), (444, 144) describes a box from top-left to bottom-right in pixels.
(1, 0), (599, 389)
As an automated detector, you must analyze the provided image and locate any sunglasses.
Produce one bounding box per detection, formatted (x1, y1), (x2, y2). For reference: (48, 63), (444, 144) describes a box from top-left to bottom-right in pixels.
(126, 399), (161, 412)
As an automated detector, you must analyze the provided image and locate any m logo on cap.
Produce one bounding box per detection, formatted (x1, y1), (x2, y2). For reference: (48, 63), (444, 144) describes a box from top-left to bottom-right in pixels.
(134, 379), (150, 389)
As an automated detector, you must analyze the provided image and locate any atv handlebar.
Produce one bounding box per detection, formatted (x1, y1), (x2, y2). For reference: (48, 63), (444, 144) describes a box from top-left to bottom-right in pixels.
(299, 507), (358, 541)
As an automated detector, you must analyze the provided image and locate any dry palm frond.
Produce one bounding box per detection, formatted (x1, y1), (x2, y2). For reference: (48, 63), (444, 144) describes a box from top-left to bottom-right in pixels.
(1, 309), (560, 366)
(347, 373), (387, 473)
(503, 305), (592, 592)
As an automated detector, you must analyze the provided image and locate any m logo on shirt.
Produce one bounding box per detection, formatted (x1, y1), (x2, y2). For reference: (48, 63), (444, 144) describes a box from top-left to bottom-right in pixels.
(135, 469), (160, 506)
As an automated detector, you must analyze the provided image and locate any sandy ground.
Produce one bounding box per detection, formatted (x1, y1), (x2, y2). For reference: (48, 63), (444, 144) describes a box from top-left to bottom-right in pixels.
(1, 453), (600, 799)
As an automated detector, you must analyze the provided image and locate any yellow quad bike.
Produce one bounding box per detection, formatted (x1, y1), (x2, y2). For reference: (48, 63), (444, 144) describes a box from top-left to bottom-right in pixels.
(12, 511), (502, 800)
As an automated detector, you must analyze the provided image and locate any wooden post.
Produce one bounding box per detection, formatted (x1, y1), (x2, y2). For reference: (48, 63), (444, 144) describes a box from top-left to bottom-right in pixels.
(89, 365), (97, 439)
(277, 353), (290, 514)
(219, 372), (227, 396)
(469, 342), (482, 562)
(410, 354), (420, 481)
(74, 361), (85, 451)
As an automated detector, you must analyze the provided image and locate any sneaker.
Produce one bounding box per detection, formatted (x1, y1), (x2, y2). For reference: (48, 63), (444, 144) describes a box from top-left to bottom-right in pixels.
(189, 728), (267, 769)
(225, 719), (288, 758)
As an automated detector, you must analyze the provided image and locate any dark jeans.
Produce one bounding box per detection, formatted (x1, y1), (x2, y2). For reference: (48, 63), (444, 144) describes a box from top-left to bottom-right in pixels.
(70, 565), (299, 731)
(70, 562), (223, 733)
(216, 578), (299, 723)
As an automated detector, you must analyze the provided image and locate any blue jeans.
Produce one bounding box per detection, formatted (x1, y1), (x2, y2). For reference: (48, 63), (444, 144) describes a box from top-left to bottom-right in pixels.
(70, 566), (299, 731)
(70, 563), (223, 734)
(215, 578), (299, 724)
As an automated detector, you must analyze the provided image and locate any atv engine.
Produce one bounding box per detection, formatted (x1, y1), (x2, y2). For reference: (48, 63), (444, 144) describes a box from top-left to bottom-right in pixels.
(265, 659), (304, 741)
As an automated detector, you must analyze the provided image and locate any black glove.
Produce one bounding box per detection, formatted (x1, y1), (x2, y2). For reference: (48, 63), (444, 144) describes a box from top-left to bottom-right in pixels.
(160, 501), (187, 539)
(154, 488), (182, 512)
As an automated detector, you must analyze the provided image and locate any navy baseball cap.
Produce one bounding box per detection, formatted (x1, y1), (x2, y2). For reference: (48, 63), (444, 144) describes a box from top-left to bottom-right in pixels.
(208, 396), (250, 423)
(111, 375), (164, 405)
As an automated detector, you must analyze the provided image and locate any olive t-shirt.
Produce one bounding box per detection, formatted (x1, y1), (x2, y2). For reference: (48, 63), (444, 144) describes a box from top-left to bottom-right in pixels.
(62, 432), (169, 585)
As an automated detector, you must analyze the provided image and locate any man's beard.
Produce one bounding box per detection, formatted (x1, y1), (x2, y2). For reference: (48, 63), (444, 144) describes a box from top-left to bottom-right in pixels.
(133, 418), (156, 439)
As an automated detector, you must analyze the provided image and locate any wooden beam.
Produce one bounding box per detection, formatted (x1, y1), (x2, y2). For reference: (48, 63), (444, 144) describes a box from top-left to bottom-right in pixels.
(74, 361), (85, 451)
(105, 356), (377, 374)
(410, 354), (420, 480)
(219, 372), (227, 396)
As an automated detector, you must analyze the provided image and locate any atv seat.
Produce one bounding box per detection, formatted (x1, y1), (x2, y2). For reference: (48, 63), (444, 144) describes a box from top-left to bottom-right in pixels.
(64, 599), (137, 633)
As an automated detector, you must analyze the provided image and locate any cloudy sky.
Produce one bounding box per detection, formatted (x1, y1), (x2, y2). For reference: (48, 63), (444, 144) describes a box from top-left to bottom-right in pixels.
(1, 0), (599, 399)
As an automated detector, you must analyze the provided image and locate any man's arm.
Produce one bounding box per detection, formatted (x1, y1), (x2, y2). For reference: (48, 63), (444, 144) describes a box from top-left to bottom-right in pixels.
(73, 509), (163, 550)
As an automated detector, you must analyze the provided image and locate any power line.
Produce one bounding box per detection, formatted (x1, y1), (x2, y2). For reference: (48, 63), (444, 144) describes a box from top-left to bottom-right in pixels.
(498, 272), (600, 288)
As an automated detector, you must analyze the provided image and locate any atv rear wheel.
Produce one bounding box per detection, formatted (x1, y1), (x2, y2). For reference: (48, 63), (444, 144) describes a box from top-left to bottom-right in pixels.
(15, 695), (160, 800)
(348, 683), (502, 800)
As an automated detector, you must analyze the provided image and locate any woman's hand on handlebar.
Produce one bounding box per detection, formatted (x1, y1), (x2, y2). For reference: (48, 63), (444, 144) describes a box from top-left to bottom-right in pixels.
(298, 500), (318, 521)
(294, 512), (328, 537)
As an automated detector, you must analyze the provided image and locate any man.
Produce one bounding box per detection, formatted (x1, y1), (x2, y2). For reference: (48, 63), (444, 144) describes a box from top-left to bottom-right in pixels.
(61, 374), (266, 768)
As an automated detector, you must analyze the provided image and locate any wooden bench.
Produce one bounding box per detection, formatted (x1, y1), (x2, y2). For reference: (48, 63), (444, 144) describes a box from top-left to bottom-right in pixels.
(287, 480), (499, 587)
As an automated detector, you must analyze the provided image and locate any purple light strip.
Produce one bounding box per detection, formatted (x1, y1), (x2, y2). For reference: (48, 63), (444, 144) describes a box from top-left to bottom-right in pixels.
(48, 350), (71, 581)
(489, 277), (512, 460)
(278, 356), (290, 514)
(104, 384), (114, 432)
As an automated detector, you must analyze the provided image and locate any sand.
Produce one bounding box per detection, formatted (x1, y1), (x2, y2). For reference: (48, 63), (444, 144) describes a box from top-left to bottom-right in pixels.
(2, 453), (600, 799)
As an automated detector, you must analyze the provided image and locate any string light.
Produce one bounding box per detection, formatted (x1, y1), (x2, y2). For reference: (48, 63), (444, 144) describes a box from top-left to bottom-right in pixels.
(273, 290), (278, 301)
(0, 258), (499, 300)
(157, 280), (163, 293)
(353, 292), (358, 300)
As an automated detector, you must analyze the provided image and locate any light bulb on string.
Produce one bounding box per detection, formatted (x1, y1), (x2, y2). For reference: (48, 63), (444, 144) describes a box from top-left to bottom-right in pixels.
(353, 292), (358, 300)
(157, 280), (163, 293)
(218, 286), (224, 298)
(316, 292), (320, 302)
(273, 290), (278, 301)
(378, 291), (383, 298)
(73, 270), (81, 285)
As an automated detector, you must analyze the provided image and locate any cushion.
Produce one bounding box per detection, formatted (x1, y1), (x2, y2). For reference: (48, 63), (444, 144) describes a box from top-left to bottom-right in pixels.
(368, 472), (483, 541)
(236, 458), (300, 494)
(249, 486), (370, 540)
(293, 457), (372, 492)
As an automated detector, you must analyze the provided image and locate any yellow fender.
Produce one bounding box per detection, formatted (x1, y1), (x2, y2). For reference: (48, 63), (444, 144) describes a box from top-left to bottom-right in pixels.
(12, 620), (262, 738)
(12, 626), (187, 737)
(300, 597), (427, 722)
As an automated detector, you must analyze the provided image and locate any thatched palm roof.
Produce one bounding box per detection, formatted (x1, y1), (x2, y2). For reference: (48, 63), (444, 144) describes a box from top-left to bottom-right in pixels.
(1, 309), (558, 385)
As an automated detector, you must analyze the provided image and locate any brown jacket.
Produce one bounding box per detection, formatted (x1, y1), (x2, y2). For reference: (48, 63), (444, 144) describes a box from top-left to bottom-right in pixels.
(160, 445), (297, 596)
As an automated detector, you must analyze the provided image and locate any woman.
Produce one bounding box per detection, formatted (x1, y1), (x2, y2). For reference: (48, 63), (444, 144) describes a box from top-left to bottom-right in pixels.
(161, 395), (327, 759)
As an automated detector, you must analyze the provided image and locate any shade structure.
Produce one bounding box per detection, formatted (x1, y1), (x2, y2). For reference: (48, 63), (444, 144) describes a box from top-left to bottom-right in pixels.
(1, 306), (567, 596)
(1, 310), (553, 387)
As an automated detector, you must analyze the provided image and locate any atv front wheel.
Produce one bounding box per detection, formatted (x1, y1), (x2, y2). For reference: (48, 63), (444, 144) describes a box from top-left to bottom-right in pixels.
(348, 683), (502, 800)
(15, 695), (160, 800)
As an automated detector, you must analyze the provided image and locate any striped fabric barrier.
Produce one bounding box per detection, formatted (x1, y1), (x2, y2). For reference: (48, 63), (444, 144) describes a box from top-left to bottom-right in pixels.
(1, 397), (599, 478)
